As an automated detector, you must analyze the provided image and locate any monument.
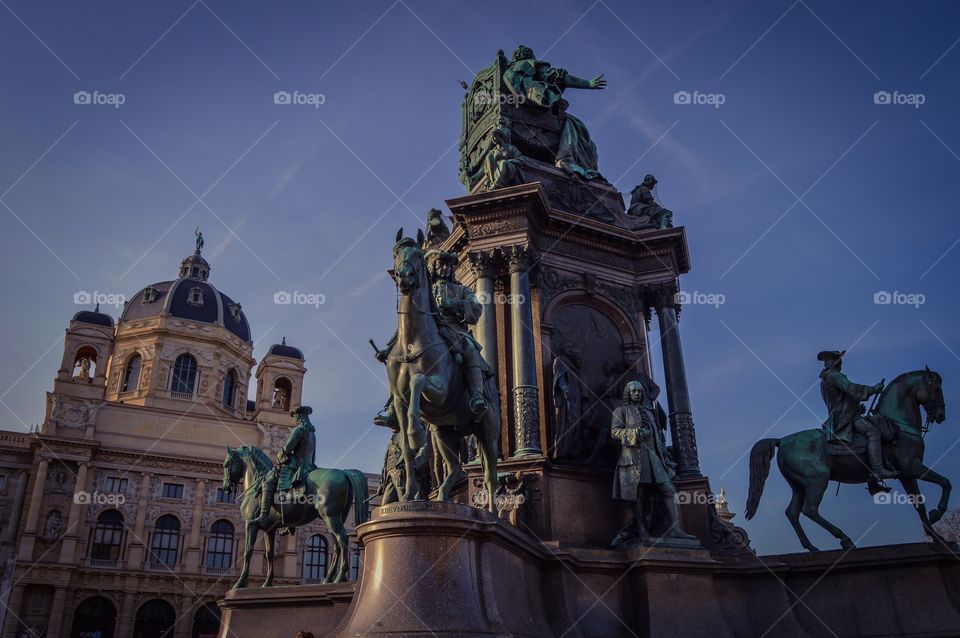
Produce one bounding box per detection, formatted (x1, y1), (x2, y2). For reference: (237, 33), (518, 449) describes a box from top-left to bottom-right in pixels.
(217, 47), (960, 638)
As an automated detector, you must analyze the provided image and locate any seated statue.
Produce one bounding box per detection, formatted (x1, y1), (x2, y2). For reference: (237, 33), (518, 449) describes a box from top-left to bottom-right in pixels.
(502, 45), (606, 181)
(483, 120), (526, 190)
(627, 175), (673, 230)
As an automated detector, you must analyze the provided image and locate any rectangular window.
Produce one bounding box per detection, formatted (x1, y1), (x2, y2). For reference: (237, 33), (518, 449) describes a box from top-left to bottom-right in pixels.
(162, 482), (184, 499)
(216, 487), (235, 504)
(103, 476), (128, 494)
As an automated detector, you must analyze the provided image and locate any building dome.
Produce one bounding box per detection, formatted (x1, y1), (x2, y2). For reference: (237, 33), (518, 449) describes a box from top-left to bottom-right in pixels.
(118, 243), (251, 342)
(267, 337), (303, 360)
(72, 304), (114, 327)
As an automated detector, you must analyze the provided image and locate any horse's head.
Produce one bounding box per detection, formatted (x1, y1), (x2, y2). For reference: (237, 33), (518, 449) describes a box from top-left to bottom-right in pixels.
(918, 366), (946, 424)
(390, 227), (425, 294)
(223, 446), (243, 492)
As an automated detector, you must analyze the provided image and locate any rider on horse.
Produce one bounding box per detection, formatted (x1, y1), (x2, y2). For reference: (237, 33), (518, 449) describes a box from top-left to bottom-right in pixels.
(374, 248), (489, 428)
(818, 350), (898, 484)
(426, 249), (488, 416)
(251, 405), (318, 527)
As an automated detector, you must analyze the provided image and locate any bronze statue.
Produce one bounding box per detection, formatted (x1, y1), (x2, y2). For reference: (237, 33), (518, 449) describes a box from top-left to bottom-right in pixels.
(502, 45), (605, 180)
(551, 342), (584, 460)
(627, 175), (673, 230)
(195, 225), (204, 252)
(483, 119), (525, 189)
(611, 380), (695, 545)
(424, 208), (451, 249)
(251, 405), (318, 527)
(376, 419), (432, 503)
(746, 364), (950, 551)
(222, 431), (369, 587)
(818, 350), (897, 484)
(386, 228), (501, 510)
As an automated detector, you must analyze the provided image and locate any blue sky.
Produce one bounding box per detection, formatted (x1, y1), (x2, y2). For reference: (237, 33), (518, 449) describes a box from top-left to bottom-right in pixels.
(1, 0), (959, 554)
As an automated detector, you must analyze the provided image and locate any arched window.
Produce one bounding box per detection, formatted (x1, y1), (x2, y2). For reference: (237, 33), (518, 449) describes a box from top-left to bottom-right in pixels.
(205, 519), (234, 570)
(222, 369), (238, 409)
(72, 346), (97, 382)
(71, 596), (117, 638)
(149, 515), (181, 567)
(90, 510), (125, 562)
(191, 602), (221, 638)
(133, 599), (175, 638)
(271, 377), (292, 410)
(303, 534), (327, 582)
(121, 354), (142, 393)
(170, 354), (197, 397)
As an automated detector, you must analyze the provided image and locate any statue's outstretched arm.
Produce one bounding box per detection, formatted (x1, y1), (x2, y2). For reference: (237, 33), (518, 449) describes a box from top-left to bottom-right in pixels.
(562, 72), (606, 90)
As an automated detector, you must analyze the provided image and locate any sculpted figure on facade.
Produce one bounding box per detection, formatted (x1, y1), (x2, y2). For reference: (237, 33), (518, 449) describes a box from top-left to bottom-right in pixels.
(611, 380), (696, 546)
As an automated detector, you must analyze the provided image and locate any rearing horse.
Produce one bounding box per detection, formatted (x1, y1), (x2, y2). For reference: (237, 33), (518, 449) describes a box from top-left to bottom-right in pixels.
(387, 229), (500, 510)
(746, 368), (949, 551)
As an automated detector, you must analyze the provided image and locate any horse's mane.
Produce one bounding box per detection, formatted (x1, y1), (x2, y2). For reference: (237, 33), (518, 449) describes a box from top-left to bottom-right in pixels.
(236, 444), (273, 475)
(878, 369), (932, 403)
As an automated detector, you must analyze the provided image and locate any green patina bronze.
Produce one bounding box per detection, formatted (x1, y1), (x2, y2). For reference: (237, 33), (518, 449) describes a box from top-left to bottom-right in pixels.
(746, 357), (950, 552)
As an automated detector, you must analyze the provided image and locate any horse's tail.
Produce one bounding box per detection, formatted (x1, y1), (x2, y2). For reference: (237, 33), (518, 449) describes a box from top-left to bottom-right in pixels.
(745, 438), (780, 520)
(344, 469), (370, 526)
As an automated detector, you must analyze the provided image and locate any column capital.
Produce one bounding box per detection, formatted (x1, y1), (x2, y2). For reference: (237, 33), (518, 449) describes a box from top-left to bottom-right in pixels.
(503, 245), (533, 273)
(467, 250), (495, 278)
(644, 280), (679, 311)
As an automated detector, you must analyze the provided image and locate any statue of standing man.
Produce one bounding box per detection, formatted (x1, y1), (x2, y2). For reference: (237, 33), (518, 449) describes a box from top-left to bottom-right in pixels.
(611, 381), (696, 545)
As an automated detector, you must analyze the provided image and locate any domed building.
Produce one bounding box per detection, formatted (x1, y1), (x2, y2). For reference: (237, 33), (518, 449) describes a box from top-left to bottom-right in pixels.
(0, 240), (377, 638)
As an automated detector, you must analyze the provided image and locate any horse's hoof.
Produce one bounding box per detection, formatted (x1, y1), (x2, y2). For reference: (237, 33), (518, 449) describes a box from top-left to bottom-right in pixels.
(840, 539), (856, 550)
(804, 545), (819, 552)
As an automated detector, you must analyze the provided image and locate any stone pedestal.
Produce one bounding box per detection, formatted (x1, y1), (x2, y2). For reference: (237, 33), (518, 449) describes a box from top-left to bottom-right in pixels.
(218, 583), (355, 638)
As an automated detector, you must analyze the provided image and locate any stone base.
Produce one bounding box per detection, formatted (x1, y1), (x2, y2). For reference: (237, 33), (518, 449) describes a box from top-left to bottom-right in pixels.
(218, 502), (960, 637)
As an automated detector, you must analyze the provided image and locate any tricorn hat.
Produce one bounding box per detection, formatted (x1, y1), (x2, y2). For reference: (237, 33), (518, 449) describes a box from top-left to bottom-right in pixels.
(642, 174), (657, 186)
(290, 405), (313, 417)
(816, 350), (846, 362)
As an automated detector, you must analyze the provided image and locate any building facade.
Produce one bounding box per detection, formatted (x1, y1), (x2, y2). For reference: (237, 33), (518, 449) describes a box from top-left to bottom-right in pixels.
(0, 245), (377, 638)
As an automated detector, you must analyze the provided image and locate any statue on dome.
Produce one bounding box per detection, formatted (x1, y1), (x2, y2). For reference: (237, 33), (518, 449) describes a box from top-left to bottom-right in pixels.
(195, 226), (204, 252)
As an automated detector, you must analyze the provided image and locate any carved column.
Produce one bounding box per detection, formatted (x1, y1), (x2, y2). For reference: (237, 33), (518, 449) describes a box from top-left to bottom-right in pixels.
(469, 251), (498, 377)
(652, 285), (701, 477)
(1, 584), (25, 637)
(186, 479), (206, 572)
(128, 473), (152, 567)
(116, 592), (135, 638)
(507, 247), (541, 457)
(59, 460), (89, 562)
(46, 587), (67, 638)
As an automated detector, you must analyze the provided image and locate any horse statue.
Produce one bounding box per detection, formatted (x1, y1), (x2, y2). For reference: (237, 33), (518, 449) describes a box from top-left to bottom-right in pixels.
(745, 367), (949, 551)
(222, 445), (370, 588)
(387, 229), (501, 511)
